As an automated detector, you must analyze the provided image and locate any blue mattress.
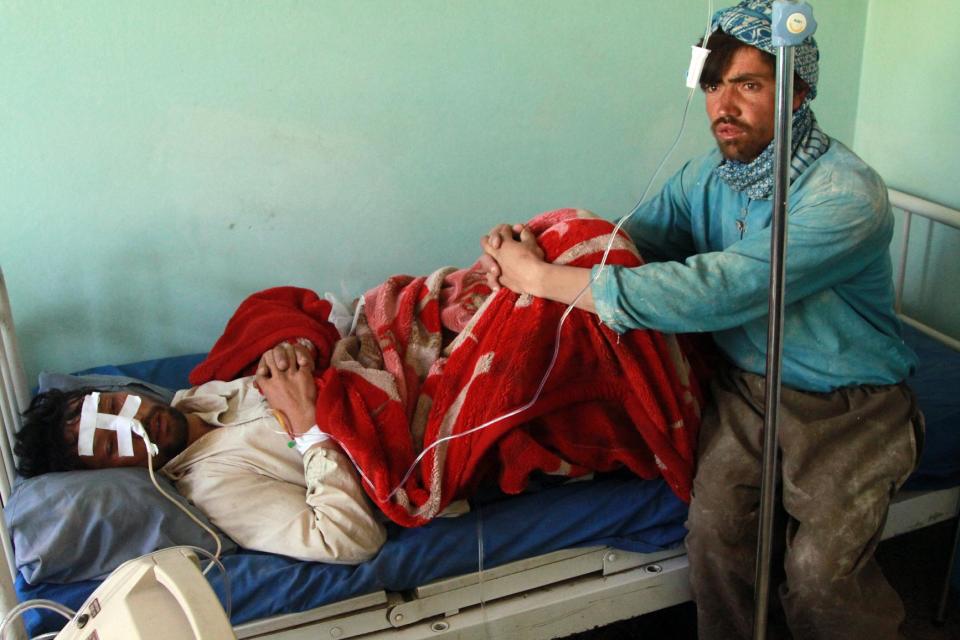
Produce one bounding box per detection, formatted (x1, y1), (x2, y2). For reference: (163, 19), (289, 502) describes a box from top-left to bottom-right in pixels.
(900, 325), (960, 490)
(16, 325), (960, 635)
(19, 473), (687, 635)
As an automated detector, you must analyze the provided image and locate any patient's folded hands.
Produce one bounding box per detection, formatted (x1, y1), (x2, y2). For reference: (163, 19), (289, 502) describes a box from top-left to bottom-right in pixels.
(255, 342), (318, 437)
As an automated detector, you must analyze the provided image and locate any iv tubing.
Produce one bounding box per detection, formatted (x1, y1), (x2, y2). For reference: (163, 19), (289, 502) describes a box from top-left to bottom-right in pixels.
(181, 545), (232, 619)
(476, 505), (491, 639)
(144, 432), (224, 572)
(0, 600), (73, 640)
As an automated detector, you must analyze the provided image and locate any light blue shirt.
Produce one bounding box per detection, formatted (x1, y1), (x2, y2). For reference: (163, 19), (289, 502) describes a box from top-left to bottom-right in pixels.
(592, 141), (918, 392)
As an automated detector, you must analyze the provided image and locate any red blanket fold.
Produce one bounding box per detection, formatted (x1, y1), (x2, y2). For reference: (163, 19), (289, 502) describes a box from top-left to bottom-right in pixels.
(191, 209), (704, 526)
(188, 287), (341, 386)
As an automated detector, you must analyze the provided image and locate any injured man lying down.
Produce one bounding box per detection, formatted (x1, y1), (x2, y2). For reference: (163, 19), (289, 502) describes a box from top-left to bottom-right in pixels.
(15, 210), (706, 565)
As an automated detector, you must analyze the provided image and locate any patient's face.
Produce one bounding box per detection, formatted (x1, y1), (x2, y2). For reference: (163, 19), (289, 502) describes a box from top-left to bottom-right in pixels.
(704, 46), (792, 163)
(63, 392), (190, 470)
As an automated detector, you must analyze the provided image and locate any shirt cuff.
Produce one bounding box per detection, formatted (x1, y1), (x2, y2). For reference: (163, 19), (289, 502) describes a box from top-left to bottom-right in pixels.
(590, 264), (631, 334)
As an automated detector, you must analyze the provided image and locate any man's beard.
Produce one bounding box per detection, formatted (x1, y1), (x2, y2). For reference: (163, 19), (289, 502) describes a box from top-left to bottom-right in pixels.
(144, 405), (190, 461)
(712, 116), (770, 163)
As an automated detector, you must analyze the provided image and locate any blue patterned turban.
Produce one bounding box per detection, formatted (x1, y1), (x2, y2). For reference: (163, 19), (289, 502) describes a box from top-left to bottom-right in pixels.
(711, 0), (819, 98)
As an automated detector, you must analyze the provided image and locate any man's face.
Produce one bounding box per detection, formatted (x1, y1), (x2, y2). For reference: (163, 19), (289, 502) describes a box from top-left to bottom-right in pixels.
(704, 46), (806, 163)
(64, 392), (189, 469)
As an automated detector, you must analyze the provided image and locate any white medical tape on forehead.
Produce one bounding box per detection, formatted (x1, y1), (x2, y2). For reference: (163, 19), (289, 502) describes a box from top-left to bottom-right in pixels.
(77, 393), (158, 458)
(78, 392), (100, 456)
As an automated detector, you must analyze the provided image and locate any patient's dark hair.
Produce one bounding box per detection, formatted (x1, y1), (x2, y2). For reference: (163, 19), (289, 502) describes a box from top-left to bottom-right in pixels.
(697, 30), (809, 96)
(15, 388), (92, 478)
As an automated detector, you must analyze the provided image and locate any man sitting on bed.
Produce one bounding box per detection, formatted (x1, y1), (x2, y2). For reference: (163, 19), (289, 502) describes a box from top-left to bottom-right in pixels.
(479, 1), (921, 639)
(14, 340), (387, 565)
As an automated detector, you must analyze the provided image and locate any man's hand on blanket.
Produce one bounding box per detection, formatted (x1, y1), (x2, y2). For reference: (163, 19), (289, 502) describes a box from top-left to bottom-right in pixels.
(480, 224), (543, 293)
(481, 224), (597, 313)
(256, 342), (318, 437)
(477, 223), (525, 291)
(260, 339), (316, 373)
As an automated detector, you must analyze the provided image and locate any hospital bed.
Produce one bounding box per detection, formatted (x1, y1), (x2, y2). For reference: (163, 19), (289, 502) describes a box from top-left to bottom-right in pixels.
(0, 187), (957, 639)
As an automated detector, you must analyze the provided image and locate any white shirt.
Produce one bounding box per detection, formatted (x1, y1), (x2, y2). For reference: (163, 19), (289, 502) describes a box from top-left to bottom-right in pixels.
(162, 377), (386, 564)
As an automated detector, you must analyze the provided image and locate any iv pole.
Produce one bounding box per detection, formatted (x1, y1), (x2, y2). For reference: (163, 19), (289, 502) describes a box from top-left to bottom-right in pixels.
(753, 3), (817, 639)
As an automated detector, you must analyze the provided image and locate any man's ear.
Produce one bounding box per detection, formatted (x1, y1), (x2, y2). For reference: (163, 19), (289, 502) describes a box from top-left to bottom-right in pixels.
(792, 84), (809, 111)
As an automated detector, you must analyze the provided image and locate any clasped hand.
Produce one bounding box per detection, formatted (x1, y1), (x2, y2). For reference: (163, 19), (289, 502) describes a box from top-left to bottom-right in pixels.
(478, 223), (546, 295)
(255, 342), (317, 437)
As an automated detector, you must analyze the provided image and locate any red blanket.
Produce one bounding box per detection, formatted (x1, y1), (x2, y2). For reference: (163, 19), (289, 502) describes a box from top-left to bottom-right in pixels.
(191, 210), (704, 526)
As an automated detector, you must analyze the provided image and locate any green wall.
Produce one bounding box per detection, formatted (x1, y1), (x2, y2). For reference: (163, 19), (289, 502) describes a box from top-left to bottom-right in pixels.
(1, 1), (869, 380)
(853, 0), (960, 337)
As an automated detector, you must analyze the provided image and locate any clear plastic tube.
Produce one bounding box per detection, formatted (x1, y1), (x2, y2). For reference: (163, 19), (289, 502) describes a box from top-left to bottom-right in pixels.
(476, 505), (491, 639)
(143, 431), (223, 570)
(180, 545), (232, 620)
(0, 599), (73, 640)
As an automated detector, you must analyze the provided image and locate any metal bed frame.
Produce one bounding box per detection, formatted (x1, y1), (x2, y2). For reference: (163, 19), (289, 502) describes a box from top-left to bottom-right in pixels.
(0, 187), (956, 639)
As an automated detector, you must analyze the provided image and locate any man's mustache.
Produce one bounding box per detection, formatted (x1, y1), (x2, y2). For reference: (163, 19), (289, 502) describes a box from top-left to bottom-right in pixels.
(712, 116), (751, 132)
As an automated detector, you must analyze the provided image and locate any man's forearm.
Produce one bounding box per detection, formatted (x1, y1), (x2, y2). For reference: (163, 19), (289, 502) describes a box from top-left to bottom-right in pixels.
(528, 263), (596, 313)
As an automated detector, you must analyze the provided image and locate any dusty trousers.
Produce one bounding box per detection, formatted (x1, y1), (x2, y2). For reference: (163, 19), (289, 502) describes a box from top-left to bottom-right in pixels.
(685, 367), (923, 640)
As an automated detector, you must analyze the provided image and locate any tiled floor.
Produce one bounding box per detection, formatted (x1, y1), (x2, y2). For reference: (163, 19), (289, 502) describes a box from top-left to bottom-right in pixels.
(562, 519), (960, 639)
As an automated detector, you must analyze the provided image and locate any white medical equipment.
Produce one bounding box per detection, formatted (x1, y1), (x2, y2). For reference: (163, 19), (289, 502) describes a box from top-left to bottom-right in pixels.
(52, 548), (233, 640)
(0, 548), (233, 640)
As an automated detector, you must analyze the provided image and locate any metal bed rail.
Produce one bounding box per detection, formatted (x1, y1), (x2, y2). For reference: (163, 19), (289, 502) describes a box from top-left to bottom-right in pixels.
(890, 188), (960, 352)
(888, 187), (960, 624)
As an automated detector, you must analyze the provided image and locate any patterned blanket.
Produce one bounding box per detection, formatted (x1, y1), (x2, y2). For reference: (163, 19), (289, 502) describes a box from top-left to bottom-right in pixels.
(191, 209), (704, 526)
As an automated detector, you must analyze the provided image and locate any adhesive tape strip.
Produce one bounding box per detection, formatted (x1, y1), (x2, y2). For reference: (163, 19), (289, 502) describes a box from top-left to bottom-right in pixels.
(77, 392), (100, 456)
(77, 393), (156, 458)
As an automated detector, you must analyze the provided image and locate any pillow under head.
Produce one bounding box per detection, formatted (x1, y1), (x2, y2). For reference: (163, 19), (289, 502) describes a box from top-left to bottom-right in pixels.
(13, 359), (229, 585)
(6, 467), (234, 584)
